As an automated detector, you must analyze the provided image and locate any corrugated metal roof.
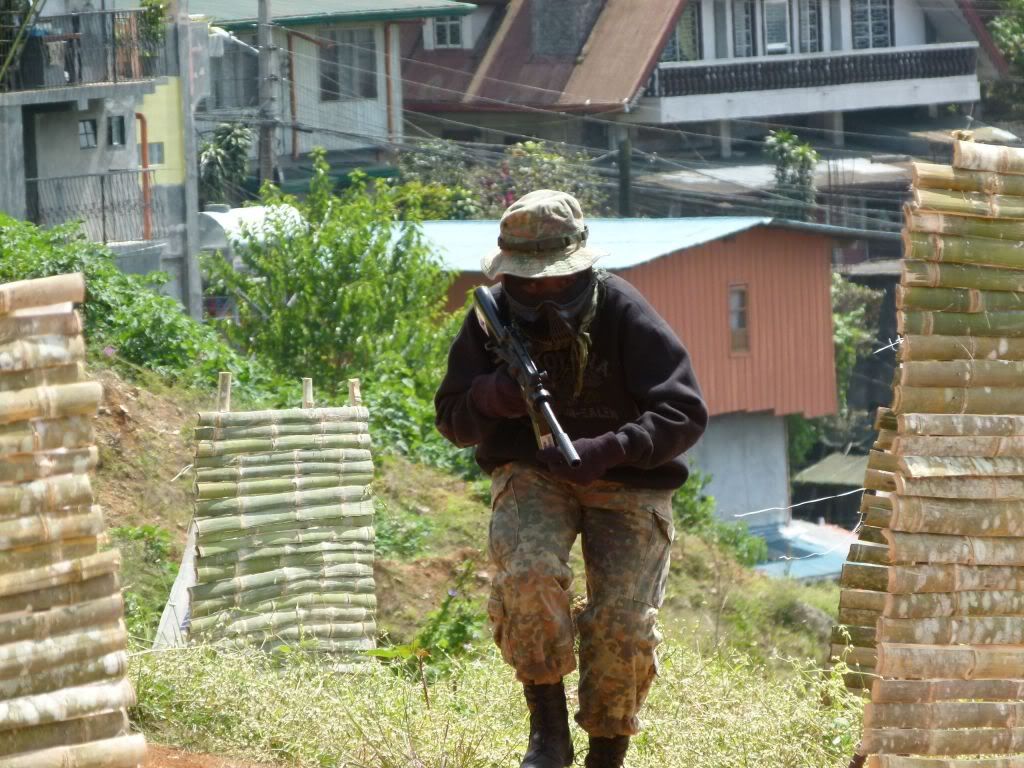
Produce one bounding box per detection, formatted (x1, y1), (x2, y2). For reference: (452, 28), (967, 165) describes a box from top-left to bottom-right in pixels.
(754, 520), (857, 581)
(792, 452), (868, 487)
(190, 0), (475, 26)
(422, 217), (773, 272)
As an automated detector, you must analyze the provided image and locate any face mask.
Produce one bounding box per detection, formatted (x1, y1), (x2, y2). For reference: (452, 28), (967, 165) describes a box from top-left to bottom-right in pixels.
(504, 271), (596, 327)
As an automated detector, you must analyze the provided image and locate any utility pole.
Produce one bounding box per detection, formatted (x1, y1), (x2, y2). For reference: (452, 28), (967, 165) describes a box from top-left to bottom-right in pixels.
(257, 0), (278, 185)
(617, 134), (633, 217)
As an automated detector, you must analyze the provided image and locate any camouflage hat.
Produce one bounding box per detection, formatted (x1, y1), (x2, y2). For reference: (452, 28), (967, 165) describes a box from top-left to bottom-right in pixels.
(481, 189), (606, 280)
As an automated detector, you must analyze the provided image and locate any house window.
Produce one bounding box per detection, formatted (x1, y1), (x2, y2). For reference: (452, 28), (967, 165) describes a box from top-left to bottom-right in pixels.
(729, 285), (749, 353)
(434, 16), (464, 48)
(147, 142), (165, 165)
(733, 0), (757, 57)
(798, 0), (822, 52)
(319, 28), (378, 101)
(78, 119), (97, 149)
(108, 115), (126, 146)
(661, 4), (703, 62)
(852, 0), (892, 49)
(763, 0), (791, 54)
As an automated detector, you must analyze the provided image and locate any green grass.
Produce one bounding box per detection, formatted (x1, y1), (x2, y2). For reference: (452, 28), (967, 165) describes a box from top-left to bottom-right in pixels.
(130, 642), (863, 768)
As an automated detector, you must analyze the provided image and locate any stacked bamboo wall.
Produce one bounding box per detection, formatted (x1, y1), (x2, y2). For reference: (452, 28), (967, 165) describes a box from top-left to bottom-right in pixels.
(0, 274), (145, 768)
(186, 375), (378, 654)
(837, 141), (1024, 768)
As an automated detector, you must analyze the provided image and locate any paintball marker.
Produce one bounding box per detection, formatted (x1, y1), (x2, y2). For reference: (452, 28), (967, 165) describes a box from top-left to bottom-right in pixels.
(473, 287), (581, 468)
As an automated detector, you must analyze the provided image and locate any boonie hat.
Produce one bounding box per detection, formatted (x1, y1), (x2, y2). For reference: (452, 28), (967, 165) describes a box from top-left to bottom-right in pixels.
(481, 189), (606, 280)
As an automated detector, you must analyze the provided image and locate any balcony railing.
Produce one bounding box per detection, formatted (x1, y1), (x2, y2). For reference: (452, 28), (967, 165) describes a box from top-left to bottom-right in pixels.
(26, 168), (164, 243)
(0, 10), (168, 93)
(645, 42), (978, 98)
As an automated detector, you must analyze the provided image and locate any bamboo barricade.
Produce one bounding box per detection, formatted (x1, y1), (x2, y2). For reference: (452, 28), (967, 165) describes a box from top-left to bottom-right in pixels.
(838, 140), (1024, 765)
(181, 373), (377, 656)
(0, 274), (144, 766)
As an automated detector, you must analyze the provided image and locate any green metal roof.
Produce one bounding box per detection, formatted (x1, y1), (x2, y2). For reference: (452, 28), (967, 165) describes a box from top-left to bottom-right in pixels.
(792, 453), (868, 487)
(190, 0), (476, 28)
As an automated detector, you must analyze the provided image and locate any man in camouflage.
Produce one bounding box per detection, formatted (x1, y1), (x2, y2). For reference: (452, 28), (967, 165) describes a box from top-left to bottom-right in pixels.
(435, 190), (707, 768)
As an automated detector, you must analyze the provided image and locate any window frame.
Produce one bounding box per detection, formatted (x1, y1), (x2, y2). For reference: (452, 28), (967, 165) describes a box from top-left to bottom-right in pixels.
(319, 27), (379, 103)
(147, 141), (165, 165)
(762, 0), (792, 55)
(433, 16), (464, 49)
(107, 115), (126, 147)
(661, 3), (703, 62)
(797, 0), (822, 52)
(851, 0), (893, 50)
(728, 284), (750, 355)
(78, 119), (98, 149)
(732, 0), (758, 58)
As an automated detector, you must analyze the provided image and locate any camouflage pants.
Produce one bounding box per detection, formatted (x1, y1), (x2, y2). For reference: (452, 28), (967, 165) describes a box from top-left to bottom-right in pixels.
(487, 462), (675, 738)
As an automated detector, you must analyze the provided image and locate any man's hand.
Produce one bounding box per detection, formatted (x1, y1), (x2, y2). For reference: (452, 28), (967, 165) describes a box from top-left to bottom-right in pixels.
(470, 366), (528, 419)
(536, 431), (627, 486)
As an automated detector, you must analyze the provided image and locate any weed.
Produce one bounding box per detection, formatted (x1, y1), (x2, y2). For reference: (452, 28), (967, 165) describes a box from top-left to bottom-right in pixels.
(107, 525), (178, 642)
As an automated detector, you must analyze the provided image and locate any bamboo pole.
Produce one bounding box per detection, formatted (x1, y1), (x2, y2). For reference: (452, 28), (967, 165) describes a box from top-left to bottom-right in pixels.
(840, 588), (885, 612)
(195, 468), (374, 501)
(862, 724), (1024, 756)
(0, 537), (98, 577)
(197, 550), (375, 582)
(217, 371), (231, 412)
(0, 593), (123, 645)
(196, 460), (374, 483)
(194, 500), (374, 540)
(195, 525), (376, 558)
(0, 622), (127, 680)
(302, 377), (314, 409)
(0, 677), (135, 732)
(0, 311), (81, 346)
(189, 605), (373, 635)
(194, 448), (374, 475)
(872, 678), (1024, 704)
(0, 572), (119, 616)
(0, 549), (120, 598)
(830, 644), (877, 667)
(0, 710), (127, 759)
(0, 446), (98, 483)
(0, 362), (85, 392)
(955, 140), (1024, 175)
(896, 475), (1024, 500)
(907, 206), (1024, 240)
(900, 335), (1024, 362)
(0, 335), (85, 374)
(348, 378), (362, 406)
(884, 530), (1024, 566)
(189, 578), (377, 617)
(876, 408), (897, 431)
(899, 359), (1024, 388)
(196, 405), (370, 427)
(195, 433), (371, 458)
(0, 474), (93, 517)
(878, 616), (1024, 645)
(882, 590), (1024, 620)
(191, 563), (375, 601)
(914, 160), (1024, 195)
(870, 451), (899, 474)
(864, 470), (897, 493)
(891, 435), (1024, 458)
(0, 381), (102, 425)
(899, 455), (1024, 478)
(898, 413), (1024, 436)
(902, 309), (1024, 339)
(903, 231), (1024, 272)
(0, 506), (104, 549)
(0, 650), (127, 701)
(0, 414), (95, 457)
(850, 542), (891, 565)
(876, 642), (1024, 680)
(0, 733), (147, 768)
(0, 273), (85, 315)
(199, 539), (374, 566)
(914, 187), (1024, 219)
(888, 496), (1024, 537)
(902, 259), (1024, 292)
(838, 608), (881, 627)
(865, 700), (1024, 730)
(833, 625), (876, 649)
(194, 423), (371, 441)
(891, 564), (1024, 594)
(189, 589), (377, 621)
(875, 430), (896, 451)
(205, 620), (377, 644)
(893, 387), (1024, 416)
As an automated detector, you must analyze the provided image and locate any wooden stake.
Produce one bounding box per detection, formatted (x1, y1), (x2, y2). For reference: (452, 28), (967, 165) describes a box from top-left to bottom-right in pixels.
(348, 378), (362, 406)
(217, 372), (232, 413)
(302, 378), (314, 409)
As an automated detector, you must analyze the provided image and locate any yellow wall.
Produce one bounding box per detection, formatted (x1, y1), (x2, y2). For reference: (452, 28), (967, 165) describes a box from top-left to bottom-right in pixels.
(137, 77), (186, 186)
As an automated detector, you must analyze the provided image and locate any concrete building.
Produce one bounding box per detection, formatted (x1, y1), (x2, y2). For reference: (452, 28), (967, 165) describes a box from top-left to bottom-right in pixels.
(0, 0), (205, 318)
(189, 0), (476, 183)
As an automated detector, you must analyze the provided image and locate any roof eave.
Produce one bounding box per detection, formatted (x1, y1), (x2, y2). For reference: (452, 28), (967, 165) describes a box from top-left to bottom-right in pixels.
(768, 219), (902, 242)
(218, 2), (476, 30)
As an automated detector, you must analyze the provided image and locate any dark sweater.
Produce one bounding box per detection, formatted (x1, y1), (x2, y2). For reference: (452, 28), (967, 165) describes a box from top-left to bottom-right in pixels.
(434, 274), (708, 490)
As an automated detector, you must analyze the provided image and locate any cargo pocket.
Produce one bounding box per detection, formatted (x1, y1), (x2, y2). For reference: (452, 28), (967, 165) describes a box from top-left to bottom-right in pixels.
(488, 469), (521, 570)
(631, 504), (675, 608)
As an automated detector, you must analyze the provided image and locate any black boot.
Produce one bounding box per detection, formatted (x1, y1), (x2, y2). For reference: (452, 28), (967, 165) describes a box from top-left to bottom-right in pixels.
(584, 735), (630, 768)
(520, 681), (574, 768)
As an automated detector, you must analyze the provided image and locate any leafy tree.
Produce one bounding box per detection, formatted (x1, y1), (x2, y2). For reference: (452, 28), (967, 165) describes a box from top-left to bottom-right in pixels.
(987, 4), (1024, 119)
(764, 130), (819, 221)
(199, 122), (254, 207)
(399, 139), (610, 218)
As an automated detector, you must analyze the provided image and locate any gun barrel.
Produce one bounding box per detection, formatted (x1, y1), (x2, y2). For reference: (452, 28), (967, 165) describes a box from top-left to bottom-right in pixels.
(538, 402), (581, 467)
